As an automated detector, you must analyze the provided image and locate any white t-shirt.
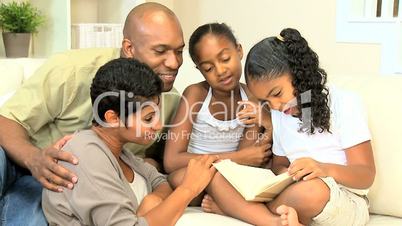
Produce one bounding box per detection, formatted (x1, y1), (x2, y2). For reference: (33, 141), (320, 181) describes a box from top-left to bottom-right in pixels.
(272, 86), (371, 165)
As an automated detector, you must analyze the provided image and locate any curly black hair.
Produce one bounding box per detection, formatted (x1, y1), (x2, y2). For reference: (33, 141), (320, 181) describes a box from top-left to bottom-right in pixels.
(189, 22), (238, 64)
(245, 28), (330, 134)
(90, 58), (162, 126)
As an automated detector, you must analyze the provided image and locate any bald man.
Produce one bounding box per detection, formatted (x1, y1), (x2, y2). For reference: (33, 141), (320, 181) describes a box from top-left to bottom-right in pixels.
(122, 3), (184, 92)
(0, 3), (183, 226)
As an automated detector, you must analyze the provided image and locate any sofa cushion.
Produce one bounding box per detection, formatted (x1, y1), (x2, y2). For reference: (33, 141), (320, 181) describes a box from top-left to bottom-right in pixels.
(20, 58), (46, 81)
(177, 207), (251, 226)
(329, 75), (402, 218)
(0, 61), (23, 96)
(367, 214), (402, 225)
(0, 91), (15, 107)
(179, 208), (402, 226)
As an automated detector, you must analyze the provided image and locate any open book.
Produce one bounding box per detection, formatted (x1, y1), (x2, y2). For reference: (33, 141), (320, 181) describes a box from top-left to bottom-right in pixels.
(213, 159), (294, 202)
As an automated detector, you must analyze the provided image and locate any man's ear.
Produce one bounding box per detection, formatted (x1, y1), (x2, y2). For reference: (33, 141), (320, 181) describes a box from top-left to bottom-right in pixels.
(104, 110), (121, 127)
(122, 38), (135, 58)
(237, 44), (244, 60)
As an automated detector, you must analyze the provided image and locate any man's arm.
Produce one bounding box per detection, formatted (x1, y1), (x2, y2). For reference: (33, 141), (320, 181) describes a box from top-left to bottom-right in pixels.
(0, 49), (122, 191)
(0, 116), (78, 191)
(0, 53), (80, 191)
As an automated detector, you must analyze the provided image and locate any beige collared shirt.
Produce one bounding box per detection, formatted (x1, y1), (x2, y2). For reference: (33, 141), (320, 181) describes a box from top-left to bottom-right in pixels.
(0, 48), (180, 157)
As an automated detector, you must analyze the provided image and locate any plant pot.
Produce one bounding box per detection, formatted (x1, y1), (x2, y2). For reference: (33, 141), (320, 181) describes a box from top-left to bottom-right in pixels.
(2, 32), (31, 58)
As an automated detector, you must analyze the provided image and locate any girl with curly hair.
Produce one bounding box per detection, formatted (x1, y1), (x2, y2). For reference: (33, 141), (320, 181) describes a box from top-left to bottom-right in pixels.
(205, 28), (375, 226)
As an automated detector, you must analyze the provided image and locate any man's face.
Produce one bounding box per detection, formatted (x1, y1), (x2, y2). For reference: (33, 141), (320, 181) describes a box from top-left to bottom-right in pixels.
(126, 14), (185, 92)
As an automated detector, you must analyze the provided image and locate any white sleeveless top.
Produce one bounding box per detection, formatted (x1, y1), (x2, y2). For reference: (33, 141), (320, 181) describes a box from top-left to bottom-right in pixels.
(188, 86), (248, 154)
(129, 170), (148, 204)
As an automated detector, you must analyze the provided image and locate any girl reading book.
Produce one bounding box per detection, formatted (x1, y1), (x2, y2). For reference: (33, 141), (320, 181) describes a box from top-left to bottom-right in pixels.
(205, 28), (375, 226)
(163, 23), (272, 204)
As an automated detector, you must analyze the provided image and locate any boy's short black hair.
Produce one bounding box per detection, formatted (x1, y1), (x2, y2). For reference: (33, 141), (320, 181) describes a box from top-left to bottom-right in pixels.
(90, 58), (162, 124)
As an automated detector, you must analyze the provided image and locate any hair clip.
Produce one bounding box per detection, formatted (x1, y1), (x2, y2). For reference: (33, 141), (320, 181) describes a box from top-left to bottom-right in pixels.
(276, 35), (285, 42)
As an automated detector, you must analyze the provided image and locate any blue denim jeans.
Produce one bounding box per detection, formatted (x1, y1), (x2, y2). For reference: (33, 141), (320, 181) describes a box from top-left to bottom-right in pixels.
(0, 146), (47, 226)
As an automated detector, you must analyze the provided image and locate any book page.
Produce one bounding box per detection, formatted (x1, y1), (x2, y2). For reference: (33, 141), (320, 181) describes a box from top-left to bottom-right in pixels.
(254, 174), (294, 201)
(213, 160), (294, 202)
(213, 160), (277, 200)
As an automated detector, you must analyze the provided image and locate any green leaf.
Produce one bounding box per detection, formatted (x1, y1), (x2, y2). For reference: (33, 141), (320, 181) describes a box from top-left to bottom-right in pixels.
(0, 1), (45, 33)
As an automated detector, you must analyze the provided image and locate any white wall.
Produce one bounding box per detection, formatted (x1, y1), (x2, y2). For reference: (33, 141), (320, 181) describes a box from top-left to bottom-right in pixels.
(148, 0), (174, 11)
(1, 0), (145, 57)
(1, 0), (388, 82)
(98, 0), (145, 24)
(71, 0), (98, 24)
(172, 0), (383, 81)
(31, 0), (70, 57)
(0, 0), (70, 58)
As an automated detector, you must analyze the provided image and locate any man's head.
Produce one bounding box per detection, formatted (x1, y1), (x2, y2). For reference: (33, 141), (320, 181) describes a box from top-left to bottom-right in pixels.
(122, 2), (184, 92)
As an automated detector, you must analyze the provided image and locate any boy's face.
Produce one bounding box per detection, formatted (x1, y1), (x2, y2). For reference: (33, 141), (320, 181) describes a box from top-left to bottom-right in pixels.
(122, 96), (162, 145)
(248, 73), (298, 116)
(195, 34), (243, 92)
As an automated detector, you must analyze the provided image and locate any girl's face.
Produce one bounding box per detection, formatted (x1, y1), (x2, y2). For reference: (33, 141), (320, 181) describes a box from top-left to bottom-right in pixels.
(248, 73), (298, 116)
(195, 34), (243, 92)
(119, 96), (162, 145)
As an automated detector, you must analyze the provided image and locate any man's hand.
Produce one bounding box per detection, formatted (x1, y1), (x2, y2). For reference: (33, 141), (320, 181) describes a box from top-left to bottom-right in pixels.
(53, 134), (74, 149)
(27, 135), (79, 192)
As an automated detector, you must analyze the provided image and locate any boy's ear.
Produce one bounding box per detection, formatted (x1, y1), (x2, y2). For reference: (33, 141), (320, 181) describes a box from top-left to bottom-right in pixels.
(104, 110), (121, 126)
(122, 38), (135, 58)
(237, 44), (244, 60)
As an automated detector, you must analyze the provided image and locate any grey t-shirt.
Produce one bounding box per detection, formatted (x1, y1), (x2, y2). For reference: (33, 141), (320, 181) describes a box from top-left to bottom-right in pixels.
(42, 129), (167, 226)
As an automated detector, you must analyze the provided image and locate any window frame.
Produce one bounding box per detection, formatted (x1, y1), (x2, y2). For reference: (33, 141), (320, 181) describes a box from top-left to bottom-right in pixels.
(336, 0), (402, 75)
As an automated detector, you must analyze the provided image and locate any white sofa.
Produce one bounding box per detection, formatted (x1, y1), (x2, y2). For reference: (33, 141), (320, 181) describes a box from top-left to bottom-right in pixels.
(1, 57), (401, 225)
(0, 58), (46, 105)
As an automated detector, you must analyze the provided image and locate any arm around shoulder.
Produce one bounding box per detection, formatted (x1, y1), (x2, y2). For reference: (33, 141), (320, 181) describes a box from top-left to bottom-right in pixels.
(47, 142), (144, 225)
(0, 58), (81, 190)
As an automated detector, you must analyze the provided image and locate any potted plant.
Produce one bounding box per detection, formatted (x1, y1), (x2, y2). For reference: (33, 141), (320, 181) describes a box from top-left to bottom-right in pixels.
(0, 1), (45, 58)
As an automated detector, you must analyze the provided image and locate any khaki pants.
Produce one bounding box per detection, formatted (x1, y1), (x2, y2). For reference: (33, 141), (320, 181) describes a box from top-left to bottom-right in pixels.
(311, 177), (369, 226)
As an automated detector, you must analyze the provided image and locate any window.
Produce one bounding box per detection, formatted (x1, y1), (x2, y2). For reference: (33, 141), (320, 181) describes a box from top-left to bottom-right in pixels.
(337, 0), (402, 75)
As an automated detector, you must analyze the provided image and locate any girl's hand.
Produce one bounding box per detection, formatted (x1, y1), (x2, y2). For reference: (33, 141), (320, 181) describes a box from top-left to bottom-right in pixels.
(288, 158), (328, 181)
(237, 101), (270, 129)
(238, 143), (272, 167)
